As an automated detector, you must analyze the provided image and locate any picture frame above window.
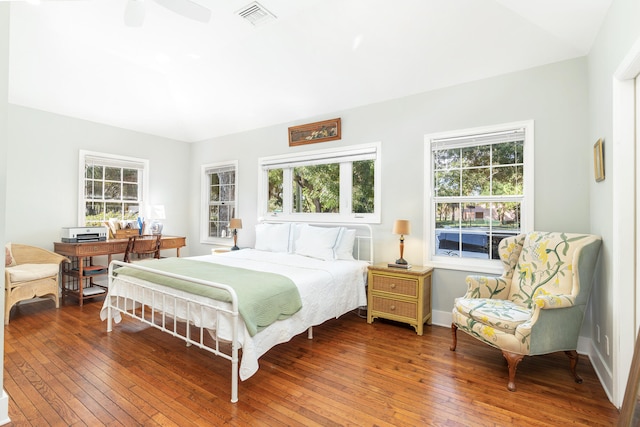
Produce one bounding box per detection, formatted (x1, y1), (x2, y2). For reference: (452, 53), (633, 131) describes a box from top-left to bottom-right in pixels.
(593, 138), (605, 182)
(288, 118), (341, 147)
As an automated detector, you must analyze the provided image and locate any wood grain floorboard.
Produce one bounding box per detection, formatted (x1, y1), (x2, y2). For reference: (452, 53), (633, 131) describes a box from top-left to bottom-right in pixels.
(3, 298), (619, 426)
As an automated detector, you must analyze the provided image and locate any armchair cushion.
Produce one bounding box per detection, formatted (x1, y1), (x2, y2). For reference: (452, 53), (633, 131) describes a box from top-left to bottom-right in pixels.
(454, 298), (531, 333)
(6, 263), (60, 283)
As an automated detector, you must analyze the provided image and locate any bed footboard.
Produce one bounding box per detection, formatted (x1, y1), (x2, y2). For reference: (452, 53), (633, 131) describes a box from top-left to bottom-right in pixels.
(105, 260), (241, 403)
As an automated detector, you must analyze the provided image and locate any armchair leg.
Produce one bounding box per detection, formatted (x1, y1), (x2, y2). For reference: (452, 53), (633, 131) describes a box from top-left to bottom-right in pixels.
(450, 323), (458, 351)
(502, 351), (524, 392)
(565, 350), (583, 384)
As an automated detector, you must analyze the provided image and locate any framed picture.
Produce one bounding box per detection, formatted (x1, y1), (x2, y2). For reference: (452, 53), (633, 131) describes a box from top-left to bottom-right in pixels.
(288, 118), (341, 147)
(593, 139), (605, 182)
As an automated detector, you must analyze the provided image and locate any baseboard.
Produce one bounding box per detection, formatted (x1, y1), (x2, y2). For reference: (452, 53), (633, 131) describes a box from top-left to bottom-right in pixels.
(431, 309), (452, 328)
(586, 339), (615, 405)
(432, 309), (614, 404)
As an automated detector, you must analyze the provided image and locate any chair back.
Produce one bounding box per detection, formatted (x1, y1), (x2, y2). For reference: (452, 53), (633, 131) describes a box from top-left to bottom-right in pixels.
(508, 232), (601, 309)
(123, 235), (162, 263)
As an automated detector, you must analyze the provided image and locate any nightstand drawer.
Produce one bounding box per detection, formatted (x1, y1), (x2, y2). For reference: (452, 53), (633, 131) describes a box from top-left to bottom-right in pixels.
(371, 295), (417, 319)
(370, 274), (417, 297)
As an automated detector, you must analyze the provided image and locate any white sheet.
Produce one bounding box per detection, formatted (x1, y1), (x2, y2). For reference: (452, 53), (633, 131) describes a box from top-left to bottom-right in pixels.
(101, 249), (368, 380)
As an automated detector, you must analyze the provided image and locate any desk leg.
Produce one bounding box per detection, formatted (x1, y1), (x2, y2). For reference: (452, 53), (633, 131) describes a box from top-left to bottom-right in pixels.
(78, 257), (84, 307)
(177, 248), (181, 257)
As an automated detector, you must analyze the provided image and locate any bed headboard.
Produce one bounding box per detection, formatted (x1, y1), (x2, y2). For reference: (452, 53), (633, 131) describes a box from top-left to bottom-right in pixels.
(260, 221), (374, 264)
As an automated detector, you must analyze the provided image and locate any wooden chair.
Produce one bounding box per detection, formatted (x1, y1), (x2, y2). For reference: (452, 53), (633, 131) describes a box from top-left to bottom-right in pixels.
(5, 243), (69, 324)
(123, 235), (162, 263)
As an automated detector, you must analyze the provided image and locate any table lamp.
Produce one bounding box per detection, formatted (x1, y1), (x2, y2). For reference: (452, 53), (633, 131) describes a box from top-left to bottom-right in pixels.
(229, 218), (242, 250)
(393, 219), (411, 265)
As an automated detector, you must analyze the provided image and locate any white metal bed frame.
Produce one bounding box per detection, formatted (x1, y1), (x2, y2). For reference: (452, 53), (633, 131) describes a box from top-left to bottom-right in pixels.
(104, 223), (372, 403)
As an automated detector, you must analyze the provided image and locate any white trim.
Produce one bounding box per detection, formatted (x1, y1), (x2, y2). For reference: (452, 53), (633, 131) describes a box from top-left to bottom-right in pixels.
(611, 35), (640, 408)
(260, 143), (377, 167)
(423, 120), (534, 271)
(78, 150), (149, 227)
(200, 160), (239, 245)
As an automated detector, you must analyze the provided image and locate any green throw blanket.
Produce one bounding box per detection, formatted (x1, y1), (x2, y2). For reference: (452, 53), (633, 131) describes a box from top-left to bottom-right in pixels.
(114, 258), (302, 336)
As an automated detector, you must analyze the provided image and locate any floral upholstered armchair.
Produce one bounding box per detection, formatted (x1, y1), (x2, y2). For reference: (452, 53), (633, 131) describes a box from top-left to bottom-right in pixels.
(450, 231), (602, 391)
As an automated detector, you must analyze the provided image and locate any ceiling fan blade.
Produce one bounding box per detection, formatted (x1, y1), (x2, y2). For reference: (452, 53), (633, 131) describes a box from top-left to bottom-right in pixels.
(124, 0), (145, 27)
(153, 0), (211, 23)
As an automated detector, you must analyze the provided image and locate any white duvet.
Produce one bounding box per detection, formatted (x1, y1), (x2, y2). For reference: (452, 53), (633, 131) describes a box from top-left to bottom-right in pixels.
(101, 249), (368, 380)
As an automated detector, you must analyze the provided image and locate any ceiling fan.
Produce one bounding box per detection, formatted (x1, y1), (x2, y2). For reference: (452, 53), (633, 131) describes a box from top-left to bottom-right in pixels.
(124, 0), (212, 27)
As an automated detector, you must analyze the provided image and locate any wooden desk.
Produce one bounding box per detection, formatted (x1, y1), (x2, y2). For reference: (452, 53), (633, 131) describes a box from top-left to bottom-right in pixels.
(54, 235), (186, 306)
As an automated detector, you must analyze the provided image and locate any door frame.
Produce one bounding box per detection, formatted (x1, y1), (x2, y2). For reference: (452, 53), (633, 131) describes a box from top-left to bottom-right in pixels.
(612, 35), (640, 408)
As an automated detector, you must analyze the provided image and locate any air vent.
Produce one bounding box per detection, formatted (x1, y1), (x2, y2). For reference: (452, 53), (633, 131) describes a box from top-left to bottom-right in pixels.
(237, 2), (276, 26)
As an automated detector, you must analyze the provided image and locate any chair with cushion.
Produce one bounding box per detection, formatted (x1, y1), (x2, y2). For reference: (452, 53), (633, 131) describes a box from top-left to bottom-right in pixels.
(123, 235), (162, 263)
(450, 231), (602, 391)
(4, 243), (69, 325)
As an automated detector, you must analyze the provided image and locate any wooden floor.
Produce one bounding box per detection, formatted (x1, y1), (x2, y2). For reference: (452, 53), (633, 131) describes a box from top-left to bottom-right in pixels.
(4, 298), (619, 426)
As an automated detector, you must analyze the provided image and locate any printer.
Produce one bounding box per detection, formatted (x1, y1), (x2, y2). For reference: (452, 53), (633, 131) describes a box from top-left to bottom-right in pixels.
(61, 226), (108, 243)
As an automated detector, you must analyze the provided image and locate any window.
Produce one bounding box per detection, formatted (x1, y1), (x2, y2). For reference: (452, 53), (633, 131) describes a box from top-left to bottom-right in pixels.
(201, 161), (238, 244)
(425, 121), (534, 272)
(79, 151), (149, 227)
(258, 142), (381, 223)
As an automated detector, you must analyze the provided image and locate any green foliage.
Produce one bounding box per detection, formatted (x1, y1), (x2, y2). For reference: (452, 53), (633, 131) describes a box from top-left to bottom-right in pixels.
(433, 141), (523, 197)
(268, 169), (283, 212)
(267, 159), (375, 214)
(352, 160), (374, 213)
(293, 164), (340, 213)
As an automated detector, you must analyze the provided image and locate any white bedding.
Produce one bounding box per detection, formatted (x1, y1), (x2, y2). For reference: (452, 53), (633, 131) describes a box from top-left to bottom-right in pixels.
(101, 249), (368, 380)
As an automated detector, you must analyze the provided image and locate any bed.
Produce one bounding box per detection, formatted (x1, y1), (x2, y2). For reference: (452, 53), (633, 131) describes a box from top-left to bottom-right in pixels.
(100, 222), (372, 403)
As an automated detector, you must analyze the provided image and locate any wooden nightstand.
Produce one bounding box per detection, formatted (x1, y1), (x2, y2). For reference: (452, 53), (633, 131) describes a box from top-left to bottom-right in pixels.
(367, 264), (433, 335)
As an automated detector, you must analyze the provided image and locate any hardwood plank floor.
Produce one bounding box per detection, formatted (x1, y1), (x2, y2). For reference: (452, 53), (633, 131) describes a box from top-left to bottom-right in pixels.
(4, 298), (619, 426)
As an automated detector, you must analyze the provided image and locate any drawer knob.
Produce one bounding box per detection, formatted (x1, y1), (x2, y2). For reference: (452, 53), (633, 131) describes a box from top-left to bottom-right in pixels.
(390, 283), (396, 289)
(390, 305), (396, 311)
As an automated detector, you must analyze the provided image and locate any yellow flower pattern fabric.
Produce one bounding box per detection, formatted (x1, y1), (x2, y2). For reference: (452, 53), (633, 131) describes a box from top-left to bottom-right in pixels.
(508, 233), (583, 308)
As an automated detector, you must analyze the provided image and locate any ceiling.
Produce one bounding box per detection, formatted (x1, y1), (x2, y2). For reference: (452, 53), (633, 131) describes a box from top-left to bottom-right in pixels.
(7, 0), (612, 142)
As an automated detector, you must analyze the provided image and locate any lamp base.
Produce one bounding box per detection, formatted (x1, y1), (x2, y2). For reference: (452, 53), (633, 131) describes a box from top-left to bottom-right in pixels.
(395, 258), (408, 265)
(149, 221), (163, 235)
(231, 245), (240, 251)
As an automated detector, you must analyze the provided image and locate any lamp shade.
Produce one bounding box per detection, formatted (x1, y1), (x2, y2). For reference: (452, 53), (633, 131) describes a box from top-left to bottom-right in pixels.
(393, 219), (411, 235)
(229, 218), (243, 229)
(151, 205), (166, 220)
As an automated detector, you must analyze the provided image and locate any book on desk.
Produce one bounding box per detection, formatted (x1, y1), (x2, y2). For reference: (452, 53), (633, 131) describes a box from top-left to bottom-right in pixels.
(387, 263), (412, 269)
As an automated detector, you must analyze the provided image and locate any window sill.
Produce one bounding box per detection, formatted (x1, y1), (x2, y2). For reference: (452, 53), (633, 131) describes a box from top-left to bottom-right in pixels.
(424, 258), (504, 275)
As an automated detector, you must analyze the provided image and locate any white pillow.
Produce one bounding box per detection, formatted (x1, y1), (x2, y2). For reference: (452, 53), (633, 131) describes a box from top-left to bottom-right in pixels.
(254, 223), (291, 253)
(294, 226), (341, 261)
(335, 228), (356, 261)
(288, 223), (308, 253)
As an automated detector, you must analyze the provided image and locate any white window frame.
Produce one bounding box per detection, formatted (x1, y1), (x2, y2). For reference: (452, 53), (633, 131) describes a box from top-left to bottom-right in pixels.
(200, 160), (239, 245)
(424, 120), (534, 274)
(257, 142), (381, 223)
(78, 150), (149, 227)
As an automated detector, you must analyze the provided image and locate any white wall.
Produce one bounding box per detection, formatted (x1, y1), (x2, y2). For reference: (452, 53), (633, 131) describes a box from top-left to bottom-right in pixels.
(6, 105), (192, 255)
(587, 0), (640, 404)
(188, 57), (591, 327)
